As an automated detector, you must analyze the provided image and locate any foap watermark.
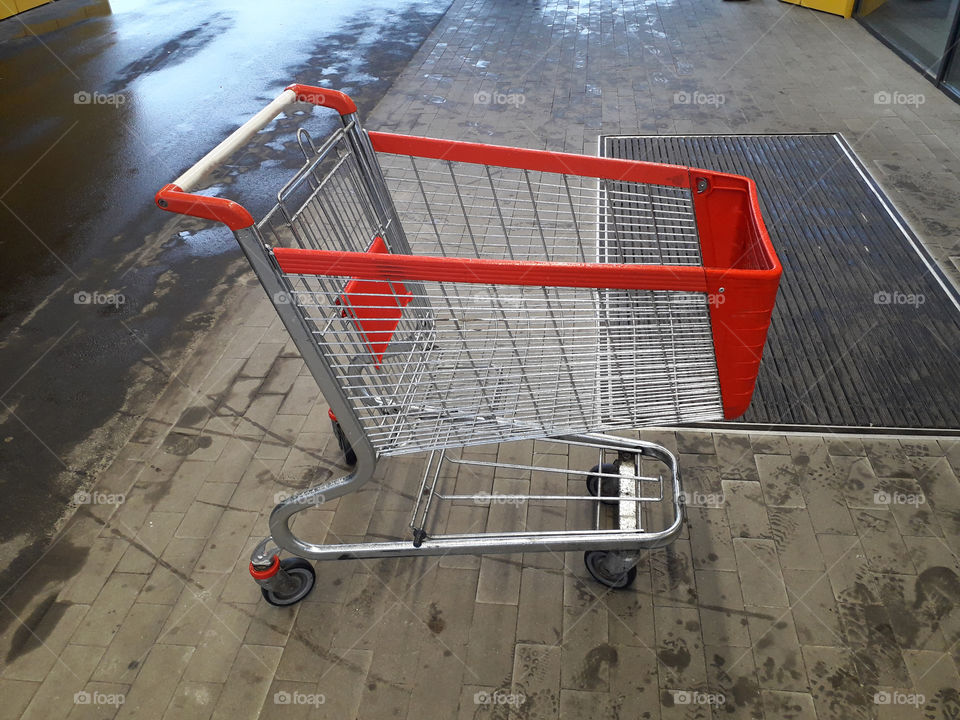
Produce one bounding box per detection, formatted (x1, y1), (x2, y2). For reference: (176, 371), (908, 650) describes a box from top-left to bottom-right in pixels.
(74, 490), (125, 507)
(680, 491), (725, 509)
(474, 690), (526, 706)
(294, 91), (330, 105)
(271, 290), (315, 306)
(74, 691), (125, 707)
(274, 490), (326, 506)
(273, 690), (326, 707)
(873, 290), (927, 307)
(74, 90), (126, 106)
(874, 90), (925, 108)
(473, 491), (526, 506)
(678, 292), (726, 307)
(672, 690), (726, 706)
(74, 290), (125, 307)
(474, 90), (526, 107)
(874, 690), (925, 707)
(874, 290), (925, 307)
(673, 90), (725, 107)
(874, 490), (925, 507)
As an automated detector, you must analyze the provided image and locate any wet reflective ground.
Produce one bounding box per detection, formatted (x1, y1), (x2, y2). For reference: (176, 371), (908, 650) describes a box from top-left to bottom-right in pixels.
(0, 0), (450, 593)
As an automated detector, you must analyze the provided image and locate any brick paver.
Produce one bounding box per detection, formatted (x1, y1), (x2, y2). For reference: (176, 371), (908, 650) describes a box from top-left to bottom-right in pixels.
(2, 0), (959, 718)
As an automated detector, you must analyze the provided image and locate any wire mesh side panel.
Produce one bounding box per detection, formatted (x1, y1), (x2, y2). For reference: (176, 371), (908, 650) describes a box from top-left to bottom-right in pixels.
(598, 178), (701, 265)
(595, 289), (722, 427)
(257, 139), (724, 456)
(379, 154), (705, 265)
(594, 177), (722, 424)
(260, 128), (395, 254)
(269, 278), (722, 455)
(376, 153), (721, 452)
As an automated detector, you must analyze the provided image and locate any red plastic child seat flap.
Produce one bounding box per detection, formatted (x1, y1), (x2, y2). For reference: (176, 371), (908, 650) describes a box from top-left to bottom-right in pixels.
(336, 237), (412, 366)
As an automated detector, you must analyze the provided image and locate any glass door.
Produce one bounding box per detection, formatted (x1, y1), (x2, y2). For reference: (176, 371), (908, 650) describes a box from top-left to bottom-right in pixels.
(855, 0), (960, 78)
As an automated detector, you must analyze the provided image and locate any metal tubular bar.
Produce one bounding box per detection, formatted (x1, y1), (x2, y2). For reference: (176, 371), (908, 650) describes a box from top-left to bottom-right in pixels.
(447, 456), (631, 473)
(441, 493), (661, 503)
(411, 449), (446, 541)
(409, 450), (439, 530)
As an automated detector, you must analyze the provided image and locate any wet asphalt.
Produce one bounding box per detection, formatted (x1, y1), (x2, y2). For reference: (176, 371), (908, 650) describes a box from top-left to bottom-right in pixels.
(0, 0), (451, 606)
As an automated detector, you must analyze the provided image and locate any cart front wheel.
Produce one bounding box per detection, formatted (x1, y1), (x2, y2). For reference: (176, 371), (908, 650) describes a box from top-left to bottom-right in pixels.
(584, 551), (637, 589)
(261, 557), (317, 606)
(586, 464), (619, 506)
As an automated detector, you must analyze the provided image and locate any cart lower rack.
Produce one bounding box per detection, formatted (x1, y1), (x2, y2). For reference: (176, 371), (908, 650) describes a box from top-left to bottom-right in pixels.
(157, 85), (781, 605)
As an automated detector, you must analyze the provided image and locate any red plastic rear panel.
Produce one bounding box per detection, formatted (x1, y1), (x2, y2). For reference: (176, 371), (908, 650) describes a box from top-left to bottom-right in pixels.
(690, 170), (781, 419)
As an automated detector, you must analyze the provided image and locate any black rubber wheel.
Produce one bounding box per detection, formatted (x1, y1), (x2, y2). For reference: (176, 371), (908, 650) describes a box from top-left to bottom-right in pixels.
(260, 557), (317, 606)
(584, 551), (638, 589)
(586, 463), (620, 506)
(331, 419), (357, 466)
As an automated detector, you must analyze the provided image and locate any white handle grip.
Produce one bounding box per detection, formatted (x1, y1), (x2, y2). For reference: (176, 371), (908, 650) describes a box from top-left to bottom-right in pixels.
(157, 85), (357, 229)
(173, 88), (298, 192)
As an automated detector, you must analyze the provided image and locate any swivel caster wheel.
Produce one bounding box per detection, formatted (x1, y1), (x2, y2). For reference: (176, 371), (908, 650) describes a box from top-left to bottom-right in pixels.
(584, 550), (637, 589)
(260, 557), (317, 606)
(586, 463), (620, 506)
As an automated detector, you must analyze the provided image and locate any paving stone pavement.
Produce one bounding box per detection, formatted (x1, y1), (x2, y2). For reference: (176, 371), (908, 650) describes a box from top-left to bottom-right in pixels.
(2, 0), (960, 719)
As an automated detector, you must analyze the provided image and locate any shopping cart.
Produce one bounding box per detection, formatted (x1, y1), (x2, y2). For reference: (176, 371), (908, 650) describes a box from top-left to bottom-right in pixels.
(157, 85), (781, 605)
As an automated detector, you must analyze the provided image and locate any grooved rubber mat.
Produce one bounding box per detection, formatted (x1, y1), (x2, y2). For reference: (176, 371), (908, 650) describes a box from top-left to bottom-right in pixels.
(602, 134), (960, 431)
